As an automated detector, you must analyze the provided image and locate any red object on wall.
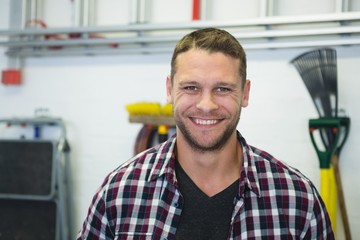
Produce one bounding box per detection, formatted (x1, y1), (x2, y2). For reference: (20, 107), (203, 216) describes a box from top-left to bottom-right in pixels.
(192, 0), (201, 21)
(2, 69), (22, 85)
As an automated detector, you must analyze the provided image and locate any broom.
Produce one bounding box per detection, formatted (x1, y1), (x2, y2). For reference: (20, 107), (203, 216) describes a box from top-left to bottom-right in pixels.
(126, 102), (174, 154)
(291, 48), (351, 239)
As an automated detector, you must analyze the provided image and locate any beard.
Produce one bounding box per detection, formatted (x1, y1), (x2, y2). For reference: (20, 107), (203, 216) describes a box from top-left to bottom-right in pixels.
(174, 110), (240, 153)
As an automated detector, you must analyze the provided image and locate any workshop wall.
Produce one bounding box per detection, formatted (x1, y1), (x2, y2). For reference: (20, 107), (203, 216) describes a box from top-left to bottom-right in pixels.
(0, 0), (359, 239)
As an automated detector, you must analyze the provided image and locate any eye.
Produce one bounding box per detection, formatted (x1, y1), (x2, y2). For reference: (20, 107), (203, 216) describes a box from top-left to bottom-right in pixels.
(216, 87), (231, 93)
(183, 86), (199, 92)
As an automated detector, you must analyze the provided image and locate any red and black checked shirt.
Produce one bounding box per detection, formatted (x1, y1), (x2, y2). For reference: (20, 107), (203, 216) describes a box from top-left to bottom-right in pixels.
(77, 131), (334, 240)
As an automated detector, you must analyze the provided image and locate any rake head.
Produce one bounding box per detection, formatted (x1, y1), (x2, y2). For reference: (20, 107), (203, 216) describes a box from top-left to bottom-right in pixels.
(291, 48), (339, 148)
(291, 48), (338, 118)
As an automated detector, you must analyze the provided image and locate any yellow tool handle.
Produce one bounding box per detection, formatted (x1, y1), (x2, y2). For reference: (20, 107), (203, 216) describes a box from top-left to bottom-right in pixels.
(320, 167), (337, 233)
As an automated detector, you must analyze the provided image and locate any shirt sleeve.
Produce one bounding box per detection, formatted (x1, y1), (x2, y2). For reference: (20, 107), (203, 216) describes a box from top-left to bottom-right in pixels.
(306, 186), (335, 240)
(76, 182), (115, 239)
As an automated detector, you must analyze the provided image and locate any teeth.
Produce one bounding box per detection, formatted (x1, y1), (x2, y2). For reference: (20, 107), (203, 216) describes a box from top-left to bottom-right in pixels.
(195, 119), (218, 125)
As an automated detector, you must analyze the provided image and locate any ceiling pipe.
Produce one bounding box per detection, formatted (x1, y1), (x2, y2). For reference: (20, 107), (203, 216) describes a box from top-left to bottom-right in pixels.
(1, 12), (360, 57)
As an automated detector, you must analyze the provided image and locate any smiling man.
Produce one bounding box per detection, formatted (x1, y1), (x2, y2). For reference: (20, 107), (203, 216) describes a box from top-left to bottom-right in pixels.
(78, 28), (334, 240)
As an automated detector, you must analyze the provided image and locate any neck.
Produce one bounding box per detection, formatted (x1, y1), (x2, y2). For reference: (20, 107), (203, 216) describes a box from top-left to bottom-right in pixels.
(176, 132), (242, 197)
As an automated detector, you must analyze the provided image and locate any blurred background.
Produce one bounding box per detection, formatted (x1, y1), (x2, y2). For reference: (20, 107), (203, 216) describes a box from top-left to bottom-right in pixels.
(0, 0), (359, 239)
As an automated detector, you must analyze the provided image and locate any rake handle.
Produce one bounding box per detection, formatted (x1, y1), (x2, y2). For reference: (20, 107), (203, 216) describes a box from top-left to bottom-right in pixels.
(332, 154), (352, 240)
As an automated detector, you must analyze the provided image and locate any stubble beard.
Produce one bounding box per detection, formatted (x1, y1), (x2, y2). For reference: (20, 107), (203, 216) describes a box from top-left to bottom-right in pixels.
(174, 110), (241, 153)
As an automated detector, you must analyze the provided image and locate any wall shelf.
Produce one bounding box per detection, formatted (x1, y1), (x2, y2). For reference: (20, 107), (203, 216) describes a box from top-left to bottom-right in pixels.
(1, 12), (360, 57)
(129, 115), (175, 126)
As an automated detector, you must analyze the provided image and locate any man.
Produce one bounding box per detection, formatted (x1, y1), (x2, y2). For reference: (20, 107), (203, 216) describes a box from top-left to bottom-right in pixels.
(77, 28), (334, 239)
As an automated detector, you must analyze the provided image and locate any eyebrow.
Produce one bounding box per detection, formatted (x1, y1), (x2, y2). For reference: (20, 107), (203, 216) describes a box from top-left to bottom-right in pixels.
(215, 82), (238, 87)
(178, 80), (238, 87)
(178, 80), (199, 86)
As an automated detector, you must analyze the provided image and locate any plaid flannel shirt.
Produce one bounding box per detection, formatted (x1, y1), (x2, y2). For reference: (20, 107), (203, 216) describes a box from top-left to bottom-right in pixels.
(77, 131), (334, 240)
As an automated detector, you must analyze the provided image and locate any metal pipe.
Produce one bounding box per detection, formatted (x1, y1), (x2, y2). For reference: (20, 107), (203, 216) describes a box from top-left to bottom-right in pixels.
(78, 0), (85, 27)
(1, 25), (359, 48)
(342, 0), (350, 12)
(1, 12), (360, 56)
(5, 36), (360, 58)
(86, 0), (98, 26)
(129, 0), (138, 24)
(267, 0), (275, 17)
(130, 0), (150, 24)
(192, 0), (201, 20)
(138, 0), (151, 23)
(259, 0), (268, 17)
(7, 0), (25, 69)
(1, 12), (360, 37)
(200, 0), (207, 20)
(335, 0), (346, 12)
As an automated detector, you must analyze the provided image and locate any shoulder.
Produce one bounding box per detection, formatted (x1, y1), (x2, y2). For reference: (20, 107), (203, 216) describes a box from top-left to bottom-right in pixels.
(99, 136), (177, 194)
(246, 145), (327, 228)
(248, 144), (317, 199)
(238, 132), (316, 197)
(238, 132), (333, 237)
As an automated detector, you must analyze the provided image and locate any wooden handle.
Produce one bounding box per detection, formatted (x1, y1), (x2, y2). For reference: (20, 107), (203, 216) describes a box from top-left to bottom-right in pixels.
(332, 154), (352, 240)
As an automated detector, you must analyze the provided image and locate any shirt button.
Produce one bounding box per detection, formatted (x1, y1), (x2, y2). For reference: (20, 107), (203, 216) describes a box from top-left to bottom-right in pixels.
(173, 202), (179, 207)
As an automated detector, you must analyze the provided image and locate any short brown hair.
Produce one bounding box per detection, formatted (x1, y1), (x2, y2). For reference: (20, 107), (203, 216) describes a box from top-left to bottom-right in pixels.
(170, 28), (247, 87)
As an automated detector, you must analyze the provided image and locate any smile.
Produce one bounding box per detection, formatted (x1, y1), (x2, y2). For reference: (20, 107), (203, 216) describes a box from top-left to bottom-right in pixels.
(194, 119), (219, 125)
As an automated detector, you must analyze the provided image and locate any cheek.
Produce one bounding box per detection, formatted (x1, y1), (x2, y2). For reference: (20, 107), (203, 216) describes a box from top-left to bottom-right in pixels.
(220, 95), (242, 109)
(172, 93), (195, 111)
(173, 91), (187, 104)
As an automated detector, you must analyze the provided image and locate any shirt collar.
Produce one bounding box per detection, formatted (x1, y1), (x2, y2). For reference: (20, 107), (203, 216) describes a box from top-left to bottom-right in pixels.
(146, 134), (177, 185)
(237, 131), (261, 198)
(146, 131), (261, 197)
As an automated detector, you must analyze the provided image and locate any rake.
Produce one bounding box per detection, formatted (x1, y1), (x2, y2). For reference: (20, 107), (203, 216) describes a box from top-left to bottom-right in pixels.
(291, 48), (351, 239)
(291, 48), (338, 117)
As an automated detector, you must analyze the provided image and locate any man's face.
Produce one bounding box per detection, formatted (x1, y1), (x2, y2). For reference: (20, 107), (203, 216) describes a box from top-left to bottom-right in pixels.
(166, 49), (250, 152)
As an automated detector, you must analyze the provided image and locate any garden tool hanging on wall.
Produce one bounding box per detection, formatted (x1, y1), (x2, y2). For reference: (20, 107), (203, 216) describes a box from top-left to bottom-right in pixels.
(291, 48), (351, 239)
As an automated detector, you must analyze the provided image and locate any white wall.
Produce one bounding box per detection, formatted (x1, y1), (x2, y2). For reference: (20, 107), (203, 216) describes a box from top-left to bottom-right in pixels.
(0, 0), (359, 239)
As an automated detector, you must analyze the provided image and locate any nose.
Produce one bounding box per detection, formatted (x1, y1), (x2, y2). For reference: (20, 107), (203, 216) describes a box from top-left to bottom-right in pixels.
(196, 91), (218, 112)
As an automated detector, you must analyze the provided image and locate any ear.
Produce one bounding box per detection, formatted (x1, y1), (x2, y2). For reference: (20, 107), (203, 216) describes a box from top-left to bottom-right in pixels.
(166, 75), (173, 104)
(241, 80), (251, 107)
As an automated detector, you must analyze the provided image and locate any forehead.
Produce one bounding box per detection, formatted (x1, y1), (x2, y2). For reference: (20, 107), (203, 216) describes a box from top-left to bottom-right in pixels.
(174, 49), (241, 82)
